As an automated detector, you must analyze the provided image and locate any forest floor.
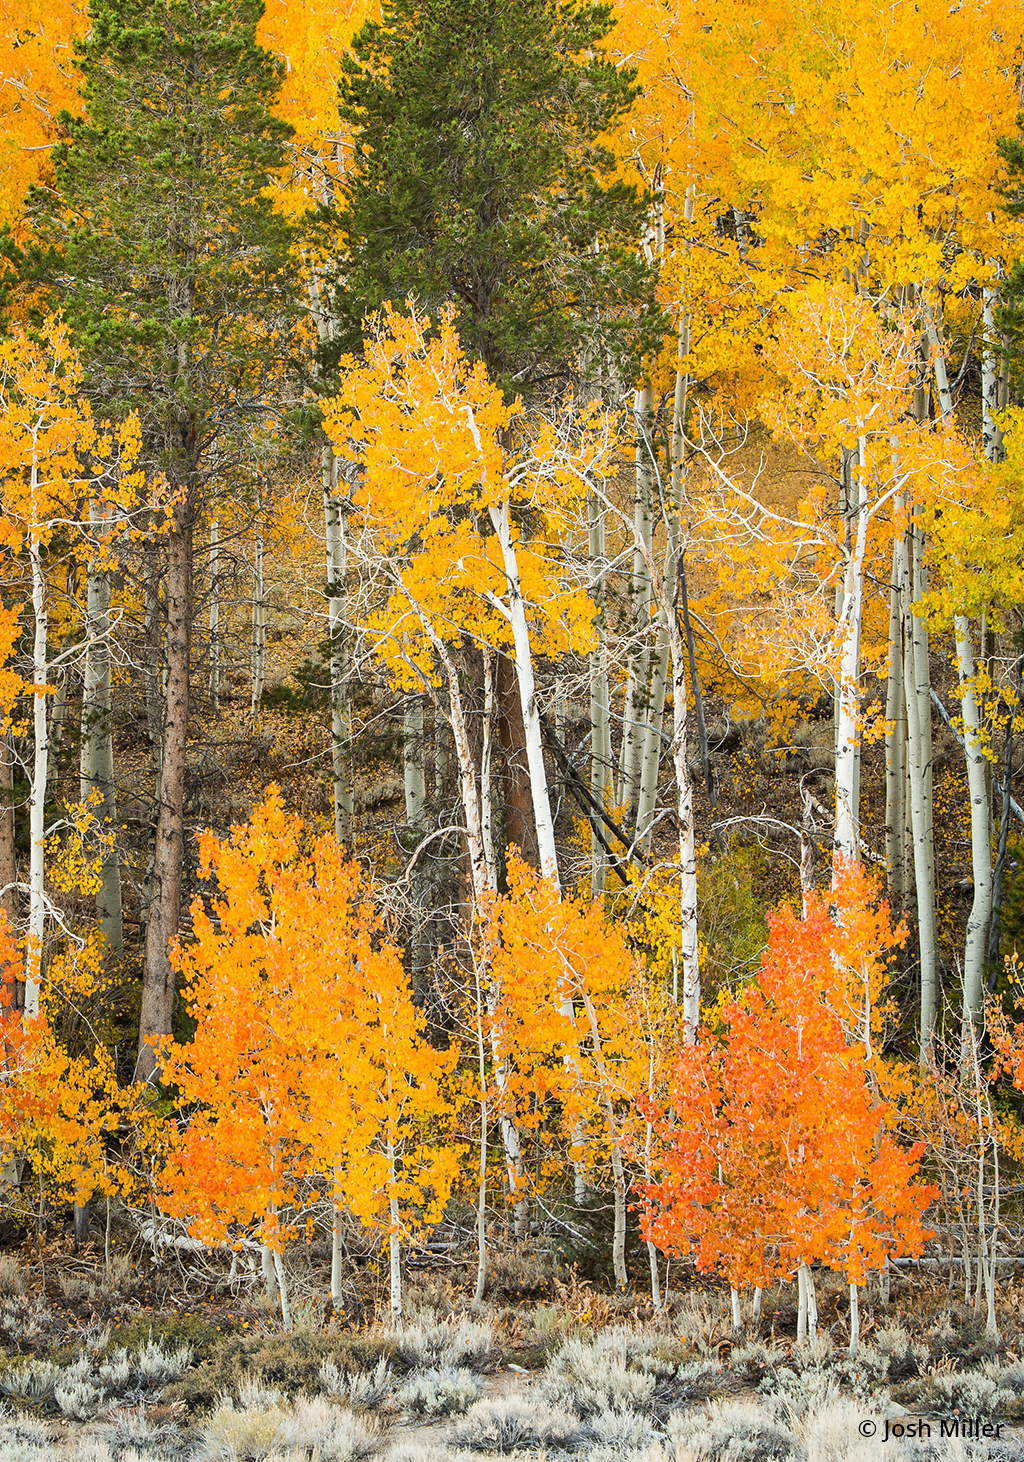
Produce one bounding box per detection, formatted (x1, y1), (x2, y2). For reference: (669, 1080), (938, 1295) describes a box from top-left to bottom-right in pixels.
(0, 1218), (1023, 1459)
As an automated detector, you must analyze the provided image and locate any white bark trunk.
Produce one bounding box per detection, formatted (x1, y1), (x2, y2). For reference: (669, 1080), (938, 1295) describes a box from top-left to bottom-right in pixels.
(26, 526), (47, 1018)
(403, 694), (426, 829)
(324, 449), (353, 844)
(731, 1287), (742, 1333)
(983, 288), (1004, 464)
(81, 499), (123, 954)
(481, 648), (497, 892)
(834, 438), (867, 864)
(273, 1248), (291, 1331)
(487, 500), (558, 884)
(884, 535), (907, 902)
(901, 523), (937, 1061)
(618, 384), (656, 816)
(589, 493), (609, 898)
(848, 1282), (860, 1355)
(331, 1199), (344, 1306)
(251, 523), (265, 718)
(955, 616), (992, 1020)
(419, 623), (528, 1231)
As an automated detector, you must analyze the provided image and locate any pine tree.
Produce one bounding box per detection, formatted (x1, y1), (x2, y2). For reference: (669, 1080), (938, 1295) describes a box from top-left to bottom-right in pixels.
(28, 0), (298, 1082)
(332, 0), (661, 396)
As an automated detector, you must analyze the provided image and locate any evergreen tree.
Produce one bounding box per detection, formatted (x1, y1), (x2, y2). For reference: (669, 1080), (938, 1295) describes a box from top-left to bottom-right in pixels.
(332, 0), (661, 396)
(28, 0), (297, 1082)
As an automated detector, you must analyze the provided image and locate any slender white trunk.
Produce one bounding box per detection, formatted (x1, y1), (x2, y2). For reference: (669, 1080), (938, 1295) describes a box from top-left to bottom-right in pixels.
(901, 522), (937, 1061)
(636, 628), (668, 854)
(388, 1138), (402, 1319)
(251, 521), (265, 717)
(983, 287), (1004, 464)
(796, 1263), (817, 1343)
(580, 990), (627, 1291)
(273, 1248), (291, 1332)
(589, 493), (609, 897)
(473, 964), (488, 1307)
(481, 648), (497, 892)
(81, 499), (123, 954)
(884, 534), (906, 901)
(487, 500), (558, 884)
(848, 1282), (860, 1355)
(324, 449), (353, 843)
(618, 384), (655, 816)
(26, 525), (47, 1018)
(261, 1243), (279, 1301)
(420, 623), (528, 1230)
(752, 1286), (762, 1324)
(731, 1287), (742, 1333)
(331, 1196), (345, 1306)
(666, 592), (699, 1037)
(403, 694), (426, 828)
(834, 438), (867, 864)
(209, 517), (220, 712)
(956, 616), (992, 1020)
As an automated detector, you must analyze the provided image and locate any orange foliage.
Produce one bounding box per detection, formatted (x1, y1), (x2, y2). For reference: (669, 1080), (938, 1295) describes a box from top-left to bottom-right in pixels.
(642, 864), (933, 1289)
(160, 789), (456, 1252)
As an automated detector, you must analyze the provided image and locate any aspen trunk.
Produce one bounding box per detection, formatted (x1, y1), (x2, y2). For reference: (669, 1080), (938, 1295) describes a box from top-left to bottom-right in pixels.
(138, 519), (192, 1082)
(900, 522), (937, 1061)
(668, 575), (699, 1038)
(833, 438), (867, 864)
(487, 500), (558, 884)
(331, 1198), (345, 1306)
(481, 648), (497, 892)
(796, 1263), (817, 1344)
(81, 499), (123, 954)
(848, 1282), (860, 1355)
(0, 732), (16, 933)
(422, 624), (529, 1233)
(273, 1248), (292, 1332)
(208, 517), (220, 713)
(589, 492), (610, 897)
(403, 691), (429, 995)
(388, 1136), (402, 1319)
(635, 627), (668, 855)
(580, 991), (628, 1291)
(404, 694), (426, 828)
(324, 449), (353, 844)
(956, 616), (992, 1020)
(251, 520), (265, 717)
(884, 536), (907, 902)
(982, 287), (1004, 464)
(731, 1287), (742, 1333)
(473, 965), (488, 1307)
(26, 528), (48, 1019)
(617, 384), (655, 818)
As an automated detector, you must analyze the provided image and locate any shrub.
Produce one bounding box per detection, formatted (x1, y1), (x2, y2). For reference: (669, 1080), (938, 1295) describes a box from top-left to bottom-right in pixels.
(394, 1367), (481, 1417)
(320, 1355), (393, 1408)
(0, 1255), (27, 1298)
(667, 1399), (800, 1461)
(391, 1317), (495, 1373)
(450, 1395), (583, 1453)
(163, 1331), (395, 1408)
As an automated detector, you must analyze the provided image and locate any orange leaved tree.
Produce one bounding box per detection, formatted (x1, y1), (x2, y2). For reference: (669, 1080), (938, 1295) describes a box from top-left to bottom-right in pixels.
(159, 789), (456, 1324)
(643, 863), (933, 1348)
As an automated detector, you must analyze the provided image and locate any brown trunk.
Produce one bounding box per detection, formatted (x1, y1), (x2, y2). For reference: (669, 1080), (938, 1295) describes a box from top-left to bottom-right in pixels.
(494, 651), (536, 868)
(138, 520), (192, 1082)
